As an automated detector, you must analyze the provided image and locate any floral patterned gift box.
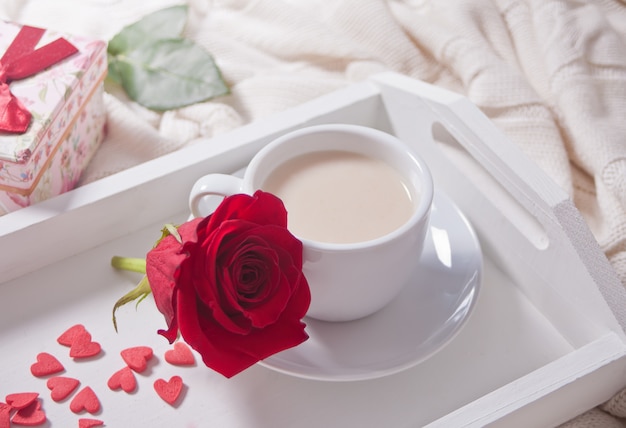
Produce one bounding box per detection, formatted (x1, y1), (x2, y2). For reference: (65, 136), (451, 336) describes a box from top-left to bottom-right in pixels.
(0, 21), (107, 215)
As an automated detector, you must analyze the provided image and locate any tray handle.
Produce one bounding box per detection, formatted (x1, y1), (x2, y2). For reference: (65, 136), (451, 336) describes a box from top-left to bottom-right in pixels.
(372, 72), (626, 337)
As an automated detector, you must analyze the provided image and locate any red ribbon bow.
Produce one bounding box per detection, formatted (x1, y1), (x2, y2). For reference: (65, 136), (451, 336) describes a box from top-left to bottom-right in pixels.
(0, 25), (78, 134)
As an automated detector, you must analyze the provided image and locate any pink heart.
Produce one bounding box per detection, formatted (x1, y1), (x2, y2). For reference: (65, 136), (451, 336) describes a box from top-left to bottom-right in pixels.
(70, 387), (100, 415)
(164, 342), (195, 366)
(78, 418), (104, 428)
(69, 334), (102, 359)
(4, 392), (38, 410)
(11, 398), (46, 426)
(0, 403), (11, 428)
(46, 376), (80, 402)
(153, 376), (183, 405)
(30, 352), (64, 377)
(57, 324), (89, 347)
(107, 367), (137, 393)
(120, 346), (153, 373)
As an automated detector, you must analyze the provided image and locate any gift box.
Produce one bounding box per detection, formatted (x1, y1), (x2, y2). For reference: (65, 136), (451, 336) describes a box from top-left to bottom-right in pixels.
(0, 21), (107, 215)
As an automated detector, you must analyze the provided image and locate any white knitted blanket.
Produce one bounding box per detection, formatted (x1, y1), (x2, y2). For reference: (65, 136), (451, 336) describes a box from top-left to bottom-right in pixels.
(2, 0), (626, 425)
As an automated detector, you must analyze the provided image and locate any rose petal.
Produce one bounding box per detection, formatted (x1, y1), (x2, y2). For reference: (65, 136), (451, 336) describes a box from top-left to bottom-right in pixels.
(233, 228), (306, 328)
(175, 277), (255, 377)
(194, 221), (295, 331)
(253, 225), (304, 269)
(206, 191), (287, 231)
(237, 191), (288, 227)
(204, 194), (251, 229)
(146, 217), (202, 325)
(182, 223), (253, 335)
(212, 270), (310, 361)
(176, 279), (308, 378)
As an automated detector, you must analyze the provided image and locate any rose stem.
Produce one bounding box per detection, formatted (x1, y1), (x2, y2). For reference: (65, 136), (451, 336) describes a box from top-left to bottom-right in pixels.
(111, 256), (147, 273)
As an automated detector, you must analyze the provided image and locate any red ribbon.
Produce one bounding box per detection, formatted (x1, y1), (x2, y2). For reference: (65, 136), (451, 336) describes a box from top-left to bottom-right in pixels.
(0, 25), (78, 134)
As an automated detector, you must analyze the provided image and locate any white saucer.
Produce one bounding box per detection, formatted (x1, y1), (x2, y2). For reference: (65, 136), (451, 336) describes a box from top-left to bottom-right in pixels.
(258, 190), (482, 381)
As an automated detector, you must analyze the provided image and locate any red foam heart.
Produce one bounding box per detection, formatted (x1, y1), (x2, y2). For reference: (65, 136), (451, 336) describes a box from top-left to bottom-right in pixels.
(0, 403), (11, 428)
(57, 324), (89, 347)
(11, 398), (46, 426)
(120, 346), (153, 373)
(107, 366), (137, 393)
(69, 334), (102, 359)
(5, 393), (38, 410)
(46, 376), (80, 402)
(153, 376), (183, 405)
(164, 342), (195, 366)
(78, 418), (104, 428)
(69, 387), (100, 415)
(30, 352), (64, 377)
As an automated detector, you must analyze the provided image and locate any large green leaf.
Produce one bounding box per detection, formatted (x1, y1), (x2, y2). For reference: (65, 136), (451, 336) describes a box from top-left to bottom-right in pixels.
(113, 38), (229, 110)
(107, 53), (123, 84)
(108, 5), (188, 55)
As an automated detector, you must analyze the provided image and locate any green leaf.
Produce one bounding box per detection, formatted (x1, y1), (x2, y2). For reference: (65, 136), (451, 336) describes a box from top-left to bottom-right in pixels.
(161, 224), (182, 244)
(113, 38), (229, 110)
(108, 5), (188, 56)
(107, 53), (123, 84)
(112, 275), (152, 332)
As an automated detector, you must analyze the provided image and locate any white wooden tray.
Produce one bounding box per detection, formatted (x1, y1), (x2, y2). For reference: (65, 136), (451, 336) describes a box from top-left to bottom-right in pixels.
(1, 72), (625, 427)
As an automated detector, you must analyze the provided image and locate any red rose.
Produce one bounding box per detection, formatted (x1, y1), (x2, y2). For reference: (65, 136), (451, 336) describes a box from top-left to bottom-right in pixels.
(146, 190), (310, 378)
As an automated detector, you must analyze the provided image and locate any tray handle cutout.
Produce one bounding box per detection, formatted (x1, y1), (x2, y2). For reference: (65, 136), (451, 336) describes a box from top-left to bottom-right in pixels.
(372, 73), (559, 253)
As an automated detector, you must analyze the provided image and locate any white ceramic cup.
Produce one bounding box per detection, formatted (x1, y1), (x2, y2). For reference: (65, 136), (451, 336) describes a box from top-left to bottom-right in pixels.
(189, 124), (434, 322)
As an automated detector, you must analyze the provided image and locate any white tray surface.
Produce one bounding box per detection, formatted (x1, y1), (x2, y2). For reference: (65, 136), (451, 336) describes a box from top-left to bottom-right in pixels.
(0, 209), (573, 427)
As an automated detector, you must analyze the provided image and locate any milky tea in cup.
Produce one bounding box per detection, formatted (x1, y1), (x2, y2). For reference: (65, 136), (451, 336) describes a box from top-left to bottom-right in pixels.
(189, 124), (434, 322)
(261, 150), (415, 245)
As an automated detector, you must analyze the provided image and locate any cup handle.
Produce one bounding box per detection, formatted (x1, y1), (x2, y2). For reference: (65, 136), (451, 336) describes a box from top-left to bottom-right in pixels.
(189, 174), (245, 218)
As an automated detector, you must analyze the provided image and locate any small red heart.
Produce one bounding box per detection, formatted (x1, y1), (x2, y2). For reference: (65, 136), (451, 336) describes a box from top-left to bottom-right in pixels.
(70, 334), (102, 359)
(0, 403), (11, 428)
(120, 346), (153, 373)
(5, 393), (38, 410)
(78, 418), (104, 428)
(107, 366), (136, 393)
(30, 352), (64, 377)
(70, 387), (100, 414)
(153, 376), (183, 405)
(57, 324), (89, 347)
(11, 398), (46, 426)
(164, 342), (195, 366)
(46, 376), (80, 402)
